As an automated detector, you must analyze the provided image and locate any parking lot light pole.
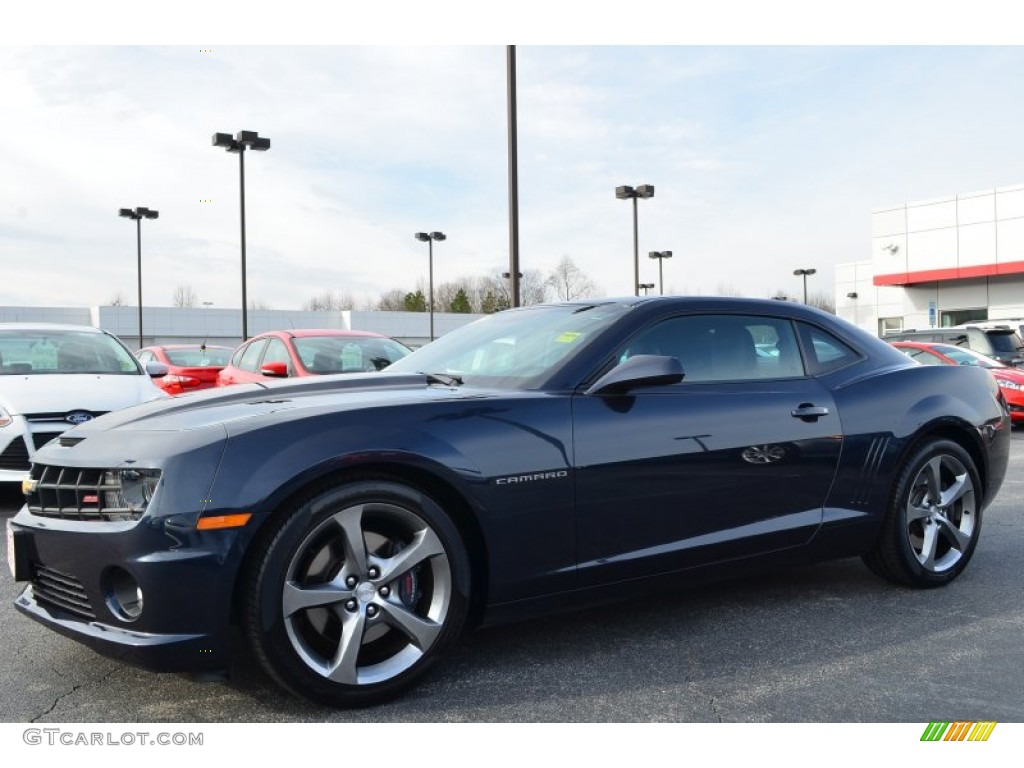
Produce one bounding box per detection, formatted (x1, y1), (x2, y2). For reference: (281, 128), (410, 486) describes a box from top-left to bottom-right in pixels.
(212, 130), (271, 341)
(638, 282), (655, 296)
(616, 184), (655, 296)
(118, 206), (159, 349)
(415, 231), (446, 341)
(793, 268), (817, 304)
(648, 250), (672, 295)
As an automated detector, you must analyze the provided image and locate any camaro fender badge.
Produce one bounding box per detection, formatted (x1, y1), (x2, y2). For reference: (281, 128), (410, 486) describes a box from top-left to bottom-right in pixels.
(65, 411), (94, 425)
(495, 470), (569, 485)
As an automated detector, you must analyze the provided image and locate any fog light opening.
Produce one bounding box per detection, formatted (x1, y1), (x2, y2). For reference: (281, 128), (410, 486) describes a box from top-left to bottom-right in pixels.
(105, 567), (144, 622)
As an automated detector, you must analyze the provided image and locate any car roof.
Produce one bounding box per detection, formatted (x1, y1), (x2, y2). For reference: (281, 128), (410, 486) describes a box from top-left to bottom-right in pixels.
(254, 329), (386, 339)
(0, 323), (105, 333)
(891, 341), (955, 353)
(143, 344), (233, 350)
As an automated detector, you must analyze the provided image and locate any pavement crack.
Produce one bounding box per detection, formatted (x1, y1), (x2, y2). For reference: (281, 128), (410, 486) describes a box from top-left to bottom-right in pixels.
(708, 695), (723, 723)
(31, 665), (122, 722)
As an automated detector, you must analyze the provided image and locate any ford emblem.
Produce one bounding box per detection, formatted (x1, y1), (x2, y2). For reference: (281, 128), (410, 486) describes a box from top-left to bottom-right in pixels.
(65, 411), (94, 425)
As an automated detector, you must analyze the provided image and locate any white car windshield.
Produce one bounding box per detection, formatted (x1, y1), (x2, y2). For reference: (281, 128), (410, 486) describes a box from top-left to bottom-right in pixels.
(0, 330), (142, 375)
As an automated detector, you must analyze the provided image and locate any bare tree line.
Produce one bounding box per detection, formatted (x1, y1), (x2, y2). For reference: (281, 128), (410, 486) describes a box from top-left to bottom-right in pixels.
(305, 256), (600, 314)
(108, 258), (835, 315)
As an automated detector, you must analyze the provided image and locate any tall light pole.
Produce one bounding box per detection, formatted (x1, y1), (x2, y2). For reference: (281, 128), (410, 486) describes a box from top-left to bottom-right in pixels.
(648, 250), (672, 295)
(506, 45), (521, 308)
(118, 206), (159, 349)
(415, 231), (446, 341)
(212, 130), (271, 341)
(616, 184), (655, 296)
(638, 282), (655, 296)
(793, 268), (817, 304)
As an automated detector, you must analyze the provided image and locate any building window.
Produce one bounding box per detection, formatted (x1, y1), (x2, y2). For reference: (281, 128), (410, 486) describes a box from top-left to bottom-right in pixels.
(878, 317), (904, 336)
(940, 308), (988, 327)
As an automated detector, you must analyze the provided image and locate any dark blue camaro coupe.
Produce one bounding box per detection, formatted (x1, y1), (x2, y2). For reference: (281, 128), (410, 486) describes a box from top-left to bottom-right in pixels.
(8, 297), (1011, 706)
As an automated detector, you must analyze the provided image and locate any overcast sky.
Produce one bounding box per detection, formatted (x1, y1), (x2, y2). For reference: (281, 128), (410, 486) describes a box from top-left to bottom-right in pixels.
(3, 7), (1023, 309)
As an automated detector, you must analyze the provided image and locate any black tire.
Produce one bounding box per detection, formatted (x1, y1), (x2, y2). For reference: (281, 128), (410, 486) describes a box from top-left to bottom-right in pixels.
(242, 479), (470, 707)
(863, 439), (983, 588)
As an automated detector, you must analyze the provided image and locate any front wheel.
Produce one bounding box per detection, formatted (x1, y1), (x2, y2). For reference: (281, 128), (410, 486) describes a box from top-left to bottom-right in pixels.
(863, 439), (982, 588)
(243, 480), (470, 707)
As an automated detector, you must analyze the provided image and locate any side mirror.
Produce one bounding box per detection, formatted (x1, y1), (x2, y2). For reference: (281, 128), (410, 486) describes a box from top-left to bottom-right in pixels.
(585, 354), (684, 396)
(260, 361), (289, 378)
(145, 362), (168, 378)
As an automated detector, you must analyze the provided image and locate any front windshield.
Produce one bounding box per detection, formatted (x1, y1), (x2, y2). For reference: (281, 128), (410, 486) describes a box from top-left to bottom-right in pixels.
(0, 329), (141, 375)
(387, 302), (632, 388)
(932, 344), (1004, 368)
(293, 335), (411, 373)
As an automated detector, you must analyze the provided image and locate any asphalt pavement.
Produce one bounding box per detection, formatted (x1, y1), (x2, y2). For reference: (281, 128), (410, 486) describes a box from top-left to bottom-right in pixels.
(2, 430), (1023, 723)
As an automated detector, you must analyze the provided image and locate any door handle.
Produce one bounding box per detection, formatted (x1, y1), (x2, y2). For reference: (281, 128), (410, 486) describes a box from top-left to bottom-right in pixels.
(791, 403), (829, 422)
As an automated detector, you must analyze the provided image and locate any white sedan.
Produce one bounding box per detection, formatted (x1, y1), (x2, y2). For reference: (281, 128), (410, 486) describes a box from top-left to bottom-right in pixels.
(0, 323), (168, 483)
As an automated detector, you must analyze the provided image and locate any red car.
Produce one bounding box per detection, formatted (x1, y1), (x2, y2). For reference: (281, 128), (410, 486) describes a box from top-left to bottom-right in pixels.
(891, 341), (1024, 424)
(217, 329), (411, 387)
(136, 344), (233, 395)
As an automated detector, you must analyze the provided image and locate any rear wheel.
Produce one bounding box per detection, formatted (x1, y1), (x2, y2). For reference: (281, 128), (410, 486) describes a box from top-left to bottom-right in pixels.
(243, 480), (470, 707)
(863, 439), (982, 587)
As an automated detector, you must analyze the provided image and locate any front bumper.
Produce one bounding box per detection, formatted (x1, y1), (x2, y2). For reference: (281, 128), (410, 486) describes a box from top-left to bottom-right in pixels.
(9, 509), (238, 673)
(1002, 390), (1024, 423)
(14, 588), (216, 672)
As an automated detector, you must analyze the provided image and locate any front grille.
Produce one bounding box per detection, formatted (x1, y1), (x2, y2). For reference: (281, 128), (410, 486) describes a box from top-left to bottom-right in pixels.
(0, 436), (30, 470)
(32, 432), (62, 450)
(27, 464), (140, 522)
(25, 411), (108, 423)
(31, 564), (96, 619)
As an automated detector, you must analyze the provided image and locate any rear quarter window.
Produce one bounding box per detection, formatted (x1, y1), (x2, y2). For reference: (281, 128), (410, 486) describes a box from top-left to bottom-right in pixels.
(797, 323), (861, 375)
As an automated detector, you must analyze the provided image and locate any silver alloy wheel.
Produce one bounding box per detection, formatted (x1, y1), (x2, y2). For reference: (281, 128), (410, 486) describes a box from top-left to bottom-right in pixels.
(904, 453), (976, 573)
(281, 501), (452, 686)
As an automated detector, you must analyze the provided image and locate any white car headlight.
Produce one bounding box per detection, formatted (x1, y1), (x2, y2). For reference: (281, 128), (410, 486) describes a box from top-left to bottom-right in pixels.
(997, 379), (1023, 391)
(0, 407), (11, 428)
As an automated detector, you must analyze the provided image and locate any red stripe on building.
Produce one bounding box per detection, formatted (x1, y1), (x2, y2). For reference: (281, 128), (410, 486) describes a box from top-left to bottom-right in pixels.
(874, 261), (1024, 285)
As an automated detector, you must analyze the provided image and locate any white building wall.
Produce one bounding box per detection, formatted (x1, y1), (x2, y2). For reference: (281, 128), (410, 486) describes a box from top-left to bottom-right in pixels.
(842, 183), (1024, 336)
(0, 306), (91, 324)
(2, 306), (482, 349)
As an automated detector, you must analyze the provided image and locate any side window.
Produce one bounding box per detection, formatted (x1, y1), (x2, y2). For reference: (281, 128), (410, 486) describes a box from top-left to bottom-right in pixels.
(796, 323), (860, 375)
(238, 339), (269, 372)
(262, 338), (291, 371)
(619, 314), (805, 383)
(230, 344), (247, 367)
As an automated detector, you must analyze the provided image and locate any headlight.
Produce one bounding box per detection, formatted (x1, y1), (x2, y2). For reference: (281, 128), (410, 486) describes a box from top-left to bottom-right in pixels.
(998, 379), (1023, 391)
(102, 469), (161, 514)
(0, 407), (11, 428)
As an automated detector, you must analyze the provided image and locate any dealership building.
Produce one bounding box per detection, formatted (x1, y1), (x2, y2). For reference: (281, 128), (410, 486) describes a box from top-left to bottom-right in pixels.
(836, 183), (1024, 336)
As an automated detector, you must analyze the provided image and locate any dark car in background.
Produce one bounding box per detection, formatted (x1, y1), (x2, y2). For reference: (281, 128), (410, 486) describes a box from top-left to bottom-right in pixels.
(884, 325), (1024, 367)
(137, 344), (233, 396)
(9, 298), (1011, 708)
(217, 329), (411, 387)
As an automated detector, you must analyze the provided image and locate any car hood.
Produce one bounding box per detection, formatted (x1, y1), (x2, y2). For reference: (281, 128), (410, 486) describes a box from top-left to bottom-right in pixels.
(63, 372), (494, 435)
(0, 373), (167, 415)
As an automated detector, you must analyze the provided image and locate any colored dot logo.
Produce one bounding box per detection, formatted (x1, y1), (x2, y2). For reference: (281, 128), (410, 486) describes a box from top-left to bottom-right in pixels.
(200, 49), (213, 53)
(199, 199), (213, 203)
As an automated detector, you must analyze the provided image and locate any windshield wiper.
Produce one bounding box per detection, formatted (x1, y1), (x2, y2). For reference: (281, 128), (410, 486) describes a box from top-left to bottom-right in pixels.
(422, 372), (464, 387)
